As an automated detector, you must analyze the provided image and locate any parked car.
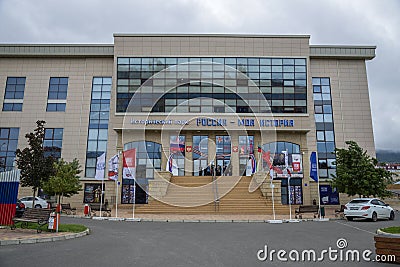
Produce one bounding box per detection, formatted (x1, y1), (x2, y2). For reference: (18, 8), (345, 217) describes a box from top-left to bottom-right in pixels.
(344, 198), (395, 222)
(19, 196), (49, 209)
(15, 199), (25, 217)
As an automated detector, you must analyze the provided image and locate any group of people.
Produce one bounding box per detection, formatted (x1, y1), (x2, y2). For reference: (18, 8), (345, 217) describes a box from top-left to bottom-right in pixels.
(198, 163), (232, 176)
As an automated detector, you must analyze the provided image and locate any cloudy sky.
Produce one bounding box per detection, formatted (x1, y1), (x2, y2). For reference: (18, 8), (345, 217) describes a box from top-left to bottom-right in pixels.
(0, 0), (399, 151)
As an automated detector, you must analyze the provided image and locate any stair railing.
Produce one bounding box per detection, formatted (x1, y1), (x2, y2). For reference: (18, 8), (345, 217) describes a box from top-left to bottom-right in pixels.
(213, 166), (220, 212)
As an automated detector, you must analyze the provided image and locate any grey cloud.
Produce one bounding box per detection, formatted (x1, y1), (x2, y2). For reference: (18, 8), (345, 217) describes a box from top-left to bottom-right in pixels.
(0, 0), (399, 150)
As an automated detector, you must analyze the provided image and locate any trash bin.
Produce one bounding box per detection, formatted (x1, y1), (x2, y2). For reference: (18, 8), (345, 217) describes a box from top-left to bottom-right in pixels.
(84, 204), (90, 216)
(320, 206), (325, 218)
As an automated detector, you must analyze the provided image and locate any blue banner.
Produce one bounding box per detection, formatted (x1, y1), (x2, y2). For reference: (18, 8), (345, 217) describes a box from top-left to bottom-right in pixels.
(310, 152), (318, 182)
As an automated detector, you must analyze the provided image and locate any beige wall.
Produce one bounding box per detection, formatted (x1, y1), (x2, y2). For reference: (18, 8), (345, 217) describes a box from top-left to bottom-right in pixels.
(310, 59), (375, 157)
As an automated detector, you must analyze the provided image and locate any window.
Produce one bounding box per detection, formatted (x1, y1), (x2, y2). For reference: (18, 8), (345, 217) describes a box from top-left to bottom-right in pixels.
(85, 77), (112, 177)
(2, 77), (25, 111)
(116, 57), (307, 114)
(46, 77), (68, 112)
(260, 141), (301, 173)
(312, 77), (336, 179)
(44, 128), (63, 159)
(48, 78), (68, 99)
(0, 128), (19, 172)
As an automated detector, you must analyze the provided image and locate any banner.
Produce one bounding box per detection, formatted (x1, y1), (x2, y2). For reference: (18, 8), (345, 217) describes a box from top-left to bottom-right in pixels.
(246, 154), (256, 176)
(108, 154), (119, 181)
(95, 152), (106, 180)
(166, 154), (179, 176)
(292, 154), (302, 172)
(123, 149), (136, 180)
(310, 151), (318, 182)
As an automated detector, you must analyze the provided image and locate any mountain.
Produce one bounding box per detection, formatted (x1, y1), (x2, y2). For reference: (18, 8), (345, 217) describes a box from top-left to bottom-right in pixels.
(376, 150), (400, 163)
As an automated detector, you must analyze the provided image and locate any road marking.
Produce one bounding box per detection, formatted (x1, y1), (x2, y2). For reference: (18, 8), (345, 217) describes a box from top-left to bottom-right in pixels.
(334, 221), (376, 235)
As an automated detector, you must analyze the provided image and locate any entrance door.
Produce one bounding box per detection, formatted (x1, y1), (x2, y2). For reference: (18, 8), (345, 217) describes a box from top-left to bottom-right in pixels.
(216, 136), (231, 176)
(193, 135), (208, 176)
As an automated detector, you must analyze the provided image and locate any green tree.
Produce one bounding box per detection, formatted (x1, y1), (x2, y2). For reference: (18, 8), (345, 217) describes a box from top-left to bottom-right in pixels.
(331, 141), (394, 198)
(15, 120), (55, 207)
(42, 159), (82, 204)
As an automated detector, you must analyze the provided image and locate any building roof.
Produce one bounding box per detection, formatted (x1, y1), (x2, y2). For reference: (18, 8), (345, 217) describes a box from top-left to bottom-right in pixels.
(0, 34), (376, 60)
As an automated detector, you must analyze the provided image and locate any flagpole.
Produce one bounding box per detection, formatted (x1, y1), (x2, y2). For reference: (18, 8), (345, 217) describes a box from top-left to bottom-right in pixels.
(315, 152), (321, 220)
(115, 180), (118, 218)
(132, 178), (135, 219)
(100, 178), (104, 218)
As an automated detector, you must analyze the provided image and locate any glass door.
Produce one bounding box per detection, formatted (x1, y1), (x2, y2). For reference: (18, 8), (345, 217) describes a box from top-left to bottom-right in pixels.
(216, 136), (231, 176)
(193, 135), (208, 176)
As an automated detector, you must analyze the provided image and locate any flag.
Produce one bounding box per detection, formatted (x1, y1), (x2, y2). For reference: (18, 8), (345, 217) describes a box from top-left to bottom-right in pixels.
(262, 151), (272, 169)
(246, 154), (257, 176)
(166, 154), (179, 175)
(108, 154), (119, 181)
(123, 149), (136, 180)
(292, 154), (302, 172)
(310, 151), (318, 182)
(95, 152), (106, 180)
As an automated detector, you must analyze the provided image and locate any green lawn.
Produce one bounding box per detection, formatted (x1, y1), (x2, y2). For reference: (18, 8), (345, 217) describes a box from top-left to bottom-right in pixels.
(14, 222), (87, 233)
(380, 226), (400, 234)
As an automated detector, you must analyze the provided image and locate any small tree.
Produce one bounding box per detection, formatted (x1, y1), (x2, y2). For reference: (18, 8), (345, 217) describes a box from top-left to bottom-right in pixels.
(42, 159), (82, 204)
(332, 141), (394, 198)
(15, 120), (55, 207)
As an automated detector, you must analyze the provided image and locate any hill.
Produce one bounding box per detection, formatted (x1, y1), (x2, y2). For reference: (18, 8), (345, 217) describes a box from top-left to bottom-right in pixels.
(376, 150), (400, 163)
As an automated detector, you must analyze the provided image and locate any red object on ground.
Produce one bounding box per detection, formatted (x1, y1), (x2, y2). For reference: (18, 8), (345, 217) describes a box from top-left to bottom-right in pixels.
(84, 204), (90, 216)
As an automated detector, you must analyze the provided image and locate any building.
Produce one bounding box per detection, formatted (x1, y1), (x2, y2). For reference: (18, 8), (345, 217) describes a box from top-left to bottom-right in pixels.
(0, 34), (376, 213)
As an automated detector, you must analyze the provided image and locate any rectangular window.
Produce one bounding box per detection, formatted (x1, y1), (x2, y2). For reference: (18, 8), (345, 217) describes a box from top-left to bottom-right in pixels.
(44, 128), (63, 159)
(0, 128), (19, 172)
(312, 77), (336, 180)
(2, 77), (26, 111)
(116, 57), (307, 114)
(46, 77), (68, 112)
(85, 77), (112, 177)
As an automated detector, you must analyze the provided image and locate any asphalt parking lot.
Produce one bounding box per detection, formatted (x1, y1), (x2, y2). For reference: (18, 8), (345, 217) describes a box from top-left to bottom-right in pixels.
(0, 213), (399, 267)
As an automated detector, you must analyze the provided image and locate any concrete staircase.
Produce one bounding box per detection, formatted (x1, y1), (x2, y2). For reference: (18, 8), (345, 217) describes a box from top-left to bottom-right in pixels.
(124, 176), (294, 215)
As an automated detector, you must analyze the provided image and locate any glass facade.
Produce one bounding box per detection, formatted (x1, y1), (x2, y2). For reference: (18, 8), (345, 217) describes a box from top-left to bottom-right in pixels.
(46, 77), (68, 112)
(0, 128), (19, 172)
(216, 136), (231, 176)
(116, 57), (307, 113)
(193, 135), (209, 176)
(44, 128), (63, 159)
(239, 135), (254, 175)
(85, 77), (112, 177)
(122, 141), (162, 204)
(2, 77), (25, 111)
(170, 135), (185, 176)
(261, 141), (301, 171)
(312, 77), (337, 179)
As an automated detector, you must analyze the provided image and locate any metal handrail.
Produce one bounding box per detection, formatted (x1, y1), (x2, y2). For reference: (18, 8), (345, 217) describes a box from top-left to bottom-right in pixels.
(213, 168), (220, 212)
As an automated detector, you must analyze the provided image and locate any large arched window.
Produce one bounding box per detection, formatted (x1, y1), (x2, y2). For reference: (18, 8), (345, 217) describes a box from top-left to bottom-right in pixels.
(122, 141), (161, 204)
(261, 141), (303, 205)
(261, 141), (301, 171)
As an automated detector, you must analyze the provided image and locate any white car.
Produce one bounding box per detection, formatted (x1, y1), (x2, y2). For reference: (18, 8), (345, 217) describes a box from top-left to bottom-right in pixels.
(19, 196), (49, 209)
(344, 198), (395, 222)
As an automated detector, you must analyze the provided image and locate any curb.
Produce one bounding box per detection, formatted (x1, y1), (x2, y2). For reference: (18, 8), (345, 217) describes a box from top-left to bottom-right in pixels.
(63, 215), (340, 223)
(0, 228), (90, 246)
(376, 229), (400, 237)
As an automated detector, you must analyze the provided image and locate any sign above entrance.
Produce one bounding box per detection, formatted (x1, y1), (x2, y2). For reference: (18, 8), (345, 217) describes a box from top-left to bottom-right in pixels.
(129, 117), (295, 128)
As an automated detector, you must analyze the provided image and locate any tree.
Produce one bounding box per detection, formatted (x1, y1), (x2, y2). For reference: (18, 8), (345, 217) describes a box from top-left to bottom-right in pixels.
(42, 159), (82, 204)
(15, 120), (55, 207)
(331, 141), (394, 198)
